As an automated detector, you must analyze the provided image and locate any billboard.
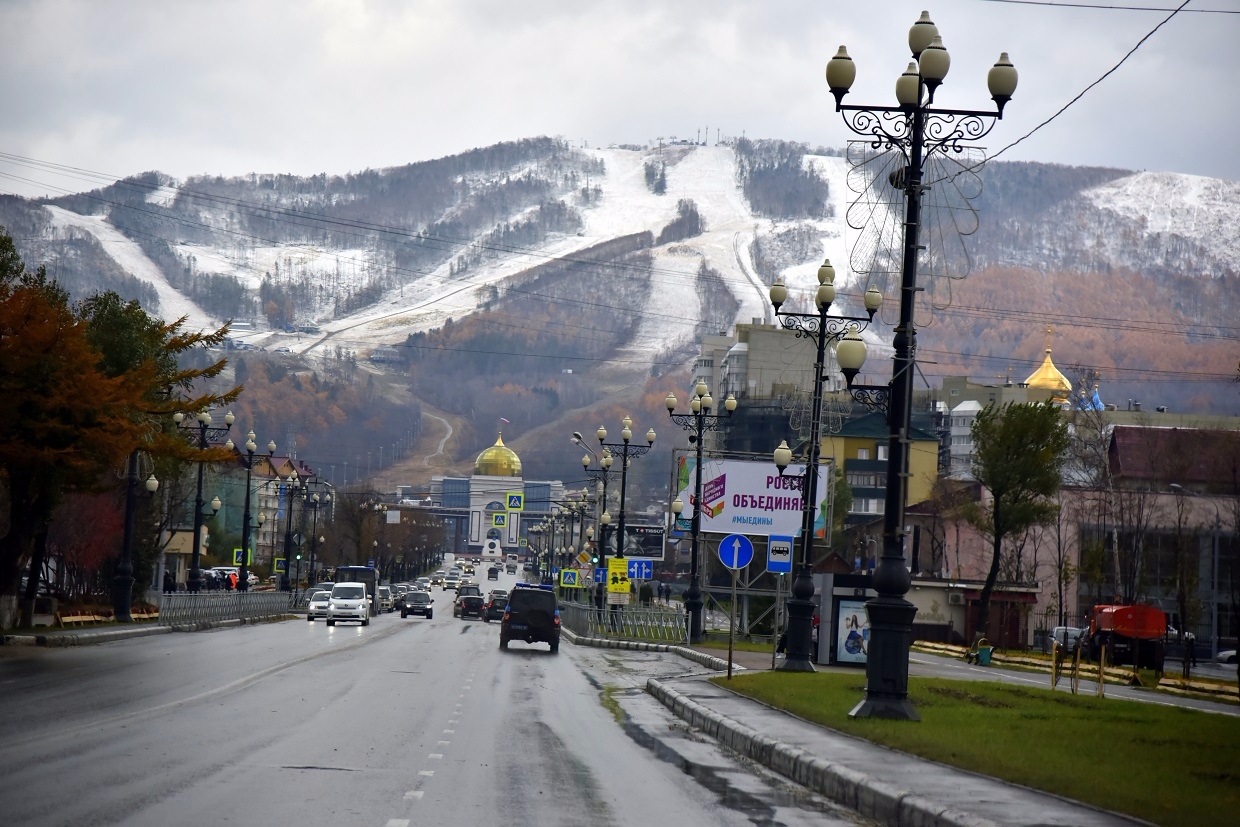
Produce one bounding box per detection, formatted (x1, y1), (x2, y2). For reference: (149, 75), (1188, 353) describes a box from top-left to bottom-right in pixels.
(605, 524), (666, 560)
(671, 456), (832, 538)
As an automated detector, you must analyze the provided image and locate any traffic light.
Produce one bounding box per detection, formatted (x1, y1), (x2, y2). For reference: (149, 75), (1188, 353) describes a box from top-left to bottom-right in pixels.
(296, 553), (301, 560)
(591, 553), (599, 564)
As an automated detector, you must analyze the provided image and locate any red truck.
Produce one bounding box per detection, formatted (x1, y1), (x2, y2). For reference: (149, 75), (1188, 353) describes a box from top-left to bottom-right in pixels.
(1085, 603), (1167, 669)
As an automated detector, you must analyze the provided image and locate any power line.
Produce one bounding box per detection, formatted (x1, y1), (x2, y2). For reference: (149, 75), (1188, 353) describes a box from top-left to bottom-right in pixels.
(975, 0), (1235, 12)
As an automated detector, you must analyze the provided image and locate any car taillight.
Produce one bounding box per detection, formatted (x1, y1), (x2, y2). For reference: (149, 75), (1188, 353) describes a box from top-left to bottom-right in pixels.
(503, 611), (510, 622)
(554, 611), (561, 627)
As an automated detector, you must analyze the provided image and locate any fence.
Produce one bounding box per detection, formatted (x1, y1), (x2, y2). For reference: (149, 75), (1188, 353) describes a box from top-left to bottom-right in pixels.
(560, 601), (687, 643)
(158, 592), (295, 626)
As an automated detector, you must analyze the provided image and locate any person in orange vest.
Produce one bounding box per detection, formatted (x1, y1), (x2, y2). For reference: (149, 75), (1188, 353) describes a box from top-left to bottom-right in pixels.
(228, 572), (238, 590)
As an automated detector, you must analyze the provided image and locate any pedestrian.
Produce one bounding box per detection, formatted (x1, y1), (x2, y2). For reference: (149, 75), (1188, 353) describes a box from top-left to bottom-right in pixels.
(1187, 632), (1197, 667)
(163, 570), (175, 593)
(657, 582), (664, 602)
(776, 630), (788, 658)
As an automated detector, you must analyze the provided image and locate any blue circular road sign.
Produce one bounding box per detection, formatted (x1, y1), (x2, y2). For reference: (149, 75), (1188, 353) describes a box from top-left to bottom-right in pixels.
(718, 534), (755, 570)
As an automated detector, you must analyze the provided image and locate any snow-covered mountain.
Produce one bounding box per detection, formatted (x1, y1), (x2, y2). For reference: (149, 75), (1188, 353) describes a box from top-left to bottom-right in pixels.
(1, 137), (1236, 417)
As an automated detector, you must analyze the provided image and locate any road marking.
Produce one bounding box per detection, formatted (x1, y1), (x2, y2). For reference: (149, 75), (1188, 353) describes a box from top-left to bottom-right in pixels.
(448, 719), (459, 724)
(386, 819), (410, 826)
(428, 753), (443, 759)
(403, 791), (424, 801)
(438, 740), (450, 745)
(418, 770), (434, 777)
(443, 729), (454, 734)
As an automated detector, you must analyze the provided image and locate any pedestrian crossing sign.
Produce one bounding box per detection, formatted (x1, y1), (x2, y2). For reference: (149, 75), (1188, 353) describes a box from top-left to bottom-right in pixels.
(232, 548), (253, 566)
(506, 492), (524, 511)
(493, 513), (507, 527)
(560, 569), (579, 588)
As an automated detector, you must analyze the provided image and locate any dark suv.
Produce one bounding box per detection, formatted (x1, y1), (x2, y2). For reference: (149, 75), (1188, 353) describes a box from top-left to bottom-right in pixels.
(400, 590), (433, 620)
(500, 583), (560, 653)
(457, 594), (485, 620)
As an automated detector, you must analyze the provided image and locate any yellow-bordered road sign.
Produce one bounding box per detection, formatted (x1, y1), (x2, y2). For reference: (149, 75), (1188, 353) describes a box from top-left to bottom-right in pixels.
(506, 492), (524, 511)
(492, 513), (507, 527)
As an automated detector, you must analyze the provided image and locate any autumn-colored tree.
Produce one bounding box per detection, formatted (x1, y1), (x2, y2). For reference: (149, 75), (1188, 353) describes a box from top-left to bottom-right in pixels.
(968, 401), (1070, 639)
(0, 232), (151, 604)
(0, 228), (239, 612)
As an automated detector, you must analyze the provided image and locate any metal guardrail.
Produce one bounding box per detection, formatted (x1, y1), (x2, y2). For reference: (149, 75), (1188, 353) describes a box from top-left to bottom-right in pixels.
(158, 592), (295, 626)
(560, 601), (687, 643)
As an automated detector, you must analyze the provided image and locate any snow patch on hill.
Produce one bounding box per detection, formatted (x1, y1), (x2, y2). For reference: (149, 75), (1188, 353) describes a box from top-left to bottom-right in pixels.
(45, 205), (217, 330)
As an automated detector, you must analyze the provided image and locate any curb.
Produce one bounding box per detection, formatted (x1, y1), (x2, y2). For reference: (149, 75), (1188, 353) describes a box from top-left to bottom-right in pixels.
(1, 624), (173, 647)
(562, 627), (745, 672)
(646, 678), (1000, 827)
(0, 614), (294, 646)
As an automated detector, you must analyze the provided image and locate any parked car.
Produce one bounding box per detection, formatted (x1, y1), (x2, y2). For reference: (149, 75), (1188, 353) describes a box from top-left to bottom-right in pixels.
(500, 582), (560, 653)
(326, 582), (370, 626)
(377, 585), (394, 613)
(456, 594), (485, 620)
(306, 589), (332, 621)
(1219, 649), (1238, 664)
(483, 595), (508, 622)
(401, 590), (434, 619)
(1051, 626), (1086, 655)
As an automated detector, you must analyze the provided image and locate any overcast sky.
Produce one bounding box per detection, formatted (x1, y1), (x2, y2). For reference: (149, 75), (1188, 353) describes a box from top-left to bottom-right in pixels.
(2, 0), (1237, 199)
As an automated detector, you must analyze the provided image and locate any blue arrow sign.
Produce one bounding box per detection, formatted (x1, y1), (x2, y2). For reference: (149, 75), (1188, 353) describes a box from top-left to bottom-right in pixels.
(718, 534), (754, 570)
(628, 560), (653, 580)
(767, 534), (794, 574)
(593, 567), (606, 583)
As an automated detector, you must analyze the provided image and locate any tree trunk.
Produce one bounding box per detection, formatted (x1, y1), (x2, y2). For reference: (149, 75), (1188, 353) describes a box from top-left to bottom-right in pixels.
(977, 504), (1004, 641)
(20, 528), (49, 628)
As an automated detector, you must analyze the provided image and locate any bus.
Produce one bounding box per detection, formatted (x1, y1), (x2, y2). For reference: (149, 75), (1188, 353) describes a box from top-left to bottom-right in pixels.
(331, 566), (380, 616)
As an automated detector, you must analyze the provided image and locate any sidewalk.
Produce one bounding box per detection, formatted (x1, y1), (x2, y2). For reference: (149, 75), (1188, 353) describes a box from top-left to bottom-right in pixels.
(564, 634), (1150, 827)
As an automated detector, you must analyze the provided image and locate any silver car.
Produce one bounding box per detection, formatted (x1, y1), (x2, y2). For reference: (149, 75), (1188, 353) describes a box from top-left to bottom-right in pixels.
(306, 589), (332, 621)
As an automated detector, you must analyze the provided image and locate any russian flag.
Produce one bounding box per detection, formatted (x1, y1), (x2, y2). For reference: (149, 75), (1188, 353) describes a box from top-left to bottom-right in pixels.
(499, 417), (510, 424)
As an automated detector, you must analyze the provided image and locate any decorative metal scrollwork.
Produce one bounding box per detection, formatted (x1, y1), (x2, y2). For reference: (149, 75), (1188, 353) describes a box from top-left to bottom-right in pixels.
(848, 384), (891, 414)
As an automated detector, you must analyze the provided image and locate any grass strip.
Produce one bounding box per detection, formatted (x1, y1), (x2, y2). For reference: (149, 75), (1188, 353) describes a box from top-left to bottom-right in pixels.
(716, 671), (1239, 827)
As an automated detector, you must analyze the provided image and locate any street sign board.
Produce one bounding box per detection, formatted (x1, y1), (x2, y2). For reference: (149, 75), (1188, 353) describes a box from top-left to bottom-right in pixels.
(593, 567), (606, 584)
(274, 558), (287, 573)
(506, 492), (524, 511)
(492, 513), (507, 527)
(627, 559), (654, 580)
(519, 538), (527, 546)
(560, 569), (579, 588)
(577, 551), (592, 566)
(718, 534), (755, 570)
(232, 548), (253, 566)
(607, 557), (630, 594)
(608, 591), (632, 606)
(767, 534), (794, 574)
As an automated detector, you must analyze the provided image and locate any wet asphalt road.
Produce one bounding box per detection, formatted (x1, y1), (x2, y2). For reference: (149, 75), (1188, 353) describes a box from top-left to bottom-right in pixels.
(0, 572), (868, 827)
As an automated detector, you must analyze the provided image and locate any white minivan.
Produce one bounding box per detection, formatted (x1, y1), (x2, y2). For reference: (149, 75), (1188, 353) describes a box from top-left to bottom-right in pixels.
(326, 582), (370, 626)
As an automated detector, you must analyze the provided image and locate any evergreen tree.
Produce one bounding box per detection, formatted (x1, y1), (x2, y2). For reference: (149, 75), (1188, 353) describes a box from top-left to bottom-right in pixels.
(968, 401), (1070, 638)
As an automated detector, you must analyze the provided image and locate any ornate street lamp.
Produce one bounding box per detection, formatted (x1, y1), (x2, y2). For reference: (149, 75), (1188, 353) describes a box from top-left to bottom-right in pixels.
(667, 381), (737, 642)
(114, 454), (159, 622)
(597, 417), (656, 564)
(770, 259), (881, 673)
(174, 409), (234, 593)
(825, 13), (1017, 719)
(280, 469), (300, 591)
(236, 430), (276, 592)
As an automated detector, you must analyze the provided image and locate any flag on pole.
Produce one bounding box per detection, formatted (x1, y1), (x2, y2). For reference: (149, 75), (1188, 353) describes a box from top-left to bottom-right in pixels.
(499, 417), (510, 424)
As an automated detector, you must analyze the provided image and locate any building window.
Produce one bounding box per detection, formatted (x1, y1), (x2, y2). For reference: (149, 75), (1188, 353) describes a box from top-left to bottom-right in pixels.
(877, 444), (888, 461)
(950, 388), (959, 396)
(857, 448), (870, 460)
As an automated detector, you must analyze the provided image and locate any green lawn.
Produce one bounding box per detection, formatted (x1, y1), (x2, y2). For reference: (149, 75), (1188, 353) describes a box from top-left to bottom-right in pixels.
(717, 672), (1240, 827)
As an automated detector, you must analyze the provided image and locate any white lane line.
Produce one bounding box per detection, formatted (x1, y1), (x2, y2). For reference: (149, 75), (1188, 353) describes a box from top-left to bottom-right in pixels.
(428, 753), (443, 759)
(438, 740), (450, 745)
(386, 820), (410, 827)
(403, 791), (424, 801)
(448, 719), (459, 724)
(443, 729), (455, 734)
(419, 770), (434, 777)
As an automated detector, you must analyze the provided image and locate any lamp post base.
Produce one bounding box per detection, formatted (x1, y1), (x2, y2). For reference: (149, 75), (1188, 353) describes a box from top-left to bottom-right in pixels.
(777, 590), (817, 673)
(685, 578), (704, 644)
(111, 572), (135, 624)
(848, 596), (918, 720)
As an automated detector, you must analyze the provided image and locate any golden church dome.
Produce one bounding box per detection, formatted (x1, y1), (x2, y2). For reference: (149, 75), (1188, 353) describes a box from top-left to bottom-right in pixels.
(1024, 347), (1072, 401)
(474, 433), (522, 477)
